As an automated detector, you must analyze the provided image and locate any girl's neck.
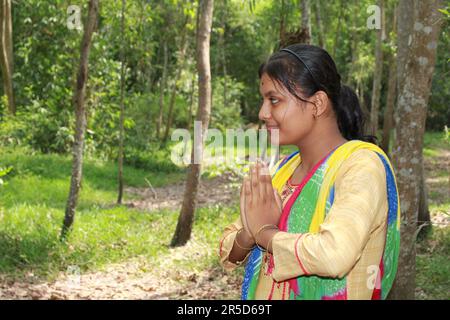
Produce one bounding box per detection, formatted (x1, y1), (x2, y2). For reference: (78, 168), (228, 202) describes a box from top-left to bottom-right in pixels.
(295, 134), (348, 172)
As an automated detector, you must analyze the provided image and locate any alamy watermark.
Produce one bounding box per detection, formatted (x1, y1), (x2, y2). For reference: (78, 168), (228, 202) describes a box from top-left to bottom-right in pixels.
(67, 5), (82, 31)
(367, 5), (382, 30)
(170, 121), (280, 170)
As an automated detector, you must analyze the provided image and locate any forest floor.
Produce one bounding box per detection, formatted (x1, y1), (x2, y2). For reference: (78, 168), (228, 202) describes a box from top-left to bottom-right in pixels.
(0, 133), (448, 300)
(0, 172), (244, 300)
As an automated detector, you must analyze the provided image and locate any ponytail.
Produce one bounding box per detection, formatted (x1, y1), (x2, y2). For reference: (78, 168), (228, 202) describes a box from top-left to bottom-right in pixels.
(336, 85), (378, 144)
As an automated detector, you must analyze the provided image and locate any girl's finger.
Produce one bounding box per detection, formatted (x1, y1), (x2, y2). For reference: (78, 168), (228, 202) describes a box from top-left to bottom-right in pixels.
(245, 177), (253, 211)
(240, 182), (250, 232)
(250, 163), (259, 202)
(256, 162), (265, 200)
(274, 187), (283, 212)
(260, 161), (272, 198)
(244, 177), (251, 196)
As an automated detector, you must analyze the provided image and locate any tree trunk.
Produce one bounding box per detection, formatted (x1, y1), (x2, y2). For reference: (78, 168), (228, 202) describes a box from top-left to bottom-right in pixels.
(279, 0), (286, 47)
(396, 0), (413, 91)
(184, 75), (196, 160)
(314, 0), (324, 48)
(163, 13), (189, 143)
(381, 5), (397, 155)
(61, 0), (99, 240)
(418, 162), (431, 238)
(187, 74), (196, 131)
(381, 53), (396, 155)
(300, 0), (311, 44)
(171, 0), (214, 247)
(389, 0), (443, 299)
(346, 0), (359, 85)
(156, 40), (168, 140)
(186, 1), (201, 132)
(370, 0), (384, 137)
(117, 0), (126, 204)
(0, 0), (15, 114)
(332, 1), (344, 57)
(220, 0), (228, 108)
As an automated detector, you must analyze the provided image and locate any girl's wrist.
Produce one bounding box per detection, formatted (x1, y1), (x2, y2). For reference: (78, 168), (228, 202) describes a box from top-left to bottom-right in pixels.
(258, 228), (280, 253)
(237, 228), (256, 247)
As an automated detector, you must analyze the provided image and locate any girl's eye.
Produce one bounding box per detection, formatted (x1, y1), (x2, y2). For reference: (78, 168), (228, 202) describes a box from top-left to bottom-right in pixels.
(270, 97), (279, 104)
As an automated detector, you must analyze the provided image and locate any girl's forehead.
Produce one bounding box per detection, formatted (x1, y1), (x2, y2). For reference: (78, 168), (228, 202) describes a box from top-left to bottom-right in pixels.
(260, 74), (287, 95)
(260, 74), (276, 90)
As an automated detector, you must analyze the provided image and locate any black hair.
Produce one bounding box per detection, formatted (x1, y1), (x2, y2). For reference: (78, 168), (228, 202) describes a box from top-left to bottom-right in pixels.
(258, 43), (377, 144)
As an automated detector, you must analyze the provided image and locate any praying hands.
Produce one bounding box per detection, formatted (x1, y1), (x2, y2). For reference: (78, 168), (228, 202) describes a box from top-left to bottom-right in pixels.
(239, 160), (283, 248)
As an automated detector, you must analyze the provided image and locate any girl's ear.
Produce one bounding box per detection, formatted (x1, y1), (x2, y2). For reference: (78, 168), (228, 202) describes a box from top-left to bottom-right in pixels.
(313, 90), (329, 118)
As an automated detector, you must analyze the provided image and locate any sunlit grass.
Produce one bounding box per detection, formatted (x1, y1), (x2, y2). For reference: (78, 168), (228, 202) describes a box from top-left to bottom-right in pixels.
(416, 227), (450, 300)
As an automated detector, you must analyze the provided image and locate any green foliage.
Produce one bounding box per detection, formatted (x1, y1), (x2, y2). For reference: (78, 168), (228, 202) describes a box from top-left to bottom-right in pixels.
(0, 166), (12, 187)
(427, 12), (450, 131)
(211, 76), (245, 132)
(124, 144), (182, 173)
(2, 0), (448, 159)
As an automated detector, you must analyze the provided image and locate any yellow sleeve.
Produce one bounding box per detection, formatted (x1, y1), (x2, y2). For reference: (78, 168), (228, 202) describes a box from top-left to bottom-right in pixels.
(271, 149), (387, 282)
(218, 216), (252, 272)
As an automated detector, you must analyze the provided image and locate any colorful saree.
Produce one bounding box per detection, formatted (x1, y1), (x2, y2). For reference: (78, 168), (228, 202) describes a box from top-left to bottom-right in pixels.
(241, 140), (400, 300)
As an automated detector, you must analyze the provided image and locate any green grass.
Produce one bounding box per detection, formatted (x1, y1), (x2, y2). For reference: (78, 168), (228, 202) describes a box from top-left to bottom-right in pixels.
(416, 227), (450, 300)
(423, 130), (450, 150)
(423, 130), (450, 158)
(0, 147), (184, 209)
(0, 145), (241, 282)
(0, 201), (239, 281)
(0, 147), (187, 279)
(415, 130), (449, 300)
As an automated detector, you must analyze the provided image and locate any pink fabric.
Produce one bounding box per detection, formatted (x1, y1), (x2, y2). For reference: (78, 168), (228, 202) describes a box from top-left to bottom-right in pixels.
(278, 152), (330, 232)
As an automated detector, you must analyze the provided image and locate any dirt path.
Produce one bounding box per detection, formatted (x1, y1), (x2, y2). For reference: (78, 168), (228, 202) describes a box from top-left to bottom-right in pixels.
(126, 171), (242, 212)
(424, 149), (450, 228)
(0, 258), (241, 300)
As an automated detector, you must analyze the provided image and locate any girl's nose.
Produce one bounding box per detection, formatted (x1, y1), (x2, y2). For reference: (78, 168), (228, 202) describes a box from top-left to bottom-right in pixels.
(258, 102), (271, 122)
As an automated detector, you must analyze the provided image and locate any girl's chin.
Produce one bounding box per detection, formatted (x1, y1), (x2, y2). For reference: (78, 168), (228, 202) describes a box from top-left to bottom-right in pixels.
(267, 128), (285, 145)
(269, 135), (283, 146)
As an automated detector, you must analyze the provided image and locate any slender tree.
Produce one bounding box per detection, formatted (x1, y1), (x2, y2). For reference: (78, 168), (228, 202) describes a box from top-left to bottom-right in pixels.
(381, 6), (398, 155)
(0, 0), (15, 114)
(300, 0), (311, 44)
(370, 0), (385, 137)
(171, 0), (214, 247)
(381, 54), (396, 153)
(61, 0), (99, 239)
(156, 40), (168, 140)
(279, 0), (286, 47)
(346, 0), (360, 85)
(332, 1), (345, 57)
(163, 8), (190, 143)
(389, 0), (443, 299)
(314, 0), (324, 48)
(117, 0), (126, 204)
(219, 0), (228, 108)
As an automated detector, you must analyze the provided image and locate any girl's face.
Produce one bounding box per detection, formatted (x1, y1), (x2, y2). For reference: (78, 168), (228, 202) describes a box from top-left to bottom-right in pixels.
(258, 73), (316, 146)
